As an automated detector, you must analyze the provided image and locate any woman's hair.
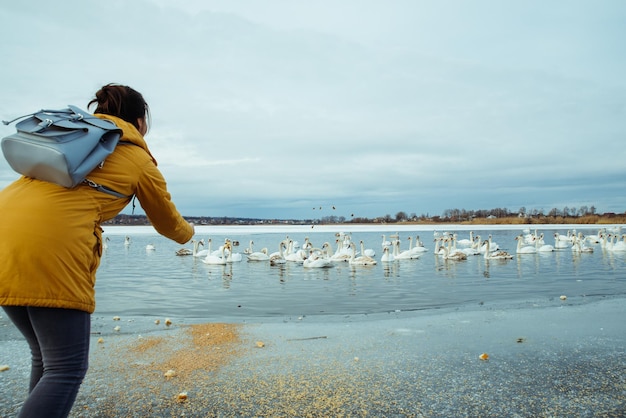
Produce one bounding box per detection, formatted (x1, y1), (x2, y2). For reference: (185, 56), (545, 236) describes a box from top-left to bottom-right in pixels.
(88, 83), (151, 133)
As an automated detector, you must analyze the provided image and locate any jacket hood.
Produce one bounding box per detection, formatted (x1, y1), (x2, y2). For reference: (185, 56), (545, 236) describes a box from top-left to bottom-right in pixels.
(94, 114), (158, 166)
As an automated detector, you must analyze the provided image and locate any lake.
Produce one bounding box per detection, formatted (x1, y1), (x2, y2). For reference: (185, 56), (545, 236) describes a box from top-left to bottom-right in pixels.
(96, 224), (626, 322)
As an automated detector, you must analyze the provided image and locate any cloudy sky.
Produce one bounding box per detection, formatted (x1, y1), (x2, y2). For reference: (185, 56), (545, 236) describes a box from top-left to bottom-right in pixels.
(1, 1), (625, 220)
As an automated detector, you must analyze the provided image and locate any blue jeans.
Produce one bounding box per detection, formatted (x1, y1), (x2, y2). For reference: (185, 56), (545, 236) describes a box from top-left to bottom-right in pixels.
(2, 306), (90, 418)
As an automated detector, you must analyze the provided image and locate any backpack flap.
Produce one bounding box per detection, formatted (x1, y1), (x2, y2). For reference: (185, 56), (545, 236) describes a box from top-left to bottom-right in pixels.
(1, 106), (122, 188)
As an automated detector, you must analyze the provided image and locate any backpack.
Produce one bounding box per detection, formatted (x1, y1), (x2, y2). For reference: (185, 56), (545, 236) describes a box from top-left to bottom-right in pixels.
(1, 105), (128, 197)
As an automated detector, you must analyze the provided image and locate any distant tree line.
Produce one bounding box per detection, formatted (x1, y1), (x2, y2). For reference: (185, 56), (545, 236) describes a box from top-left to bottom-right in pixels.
(103, 205), (622, 226)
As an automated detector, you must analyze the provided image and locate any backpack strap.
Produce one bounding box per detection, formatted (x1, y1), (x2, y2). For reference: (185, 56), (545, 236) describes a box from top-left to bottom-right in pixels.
(81, 142), (136, 198)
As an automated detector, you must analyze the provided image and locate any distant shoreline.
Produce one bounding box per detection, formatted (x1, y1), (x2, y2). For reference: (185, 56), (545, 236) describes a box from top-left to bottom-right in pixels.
(102, 223), (624, 236)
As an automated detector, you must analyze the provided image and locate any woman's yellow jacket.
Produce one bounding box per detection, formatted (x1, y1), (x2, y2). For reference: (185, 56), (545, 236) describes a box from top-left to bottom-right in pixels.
(0, 115), (194, 313)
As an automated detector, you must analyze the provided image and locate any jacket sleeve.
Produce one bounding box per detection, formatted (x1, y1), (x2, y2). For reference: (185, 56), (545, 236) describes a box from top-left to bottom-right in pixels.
(135, 161), (194, 244)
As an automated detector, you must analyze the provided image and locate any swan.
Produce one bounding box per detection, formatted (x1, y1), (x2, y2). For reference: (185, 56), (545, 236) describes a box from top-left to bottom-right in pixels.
(285, 239), (307, 263)
(146, 243), (156, 251)
(393, 239), (420, 260)
(456, 231), (474, 247)
(523, 229), (538, 245)
(408, 236), (428, 254)
(303, 248), (333, 268)
(535, 234), (554, 252)
(585, 229), (603, 244)
(202, 244), (227, 265)
(412, 236), (428, 252)
(381, 235), (392, 248)
(434, 237), (447, 255)
(226, 249), (243, 262)
(223, 239), (243, 262)
(328, 239), (352, 262)
(480, 235), (500, 253)
(483, 240), (513, 260)
(572, 237), (594, 253)
(441, 245), (467, 261)
(360, 240), (376, 258)
(460, 238), (482, 256)
(349, 243), (377, 266)
(176, 239), (201, 256)
(554, 233), (572, 250)
(102, 236), (110, 250)
(269, 240), (287, 265)
(515, 234), (536, 254)
(247, 247), (269, 261)
(192, 239), (211, 257)
(608, 234), (626, 252)
(380, 245), (394, 262)
(441, 236), (467, 259)
(124, 236), (131, 246)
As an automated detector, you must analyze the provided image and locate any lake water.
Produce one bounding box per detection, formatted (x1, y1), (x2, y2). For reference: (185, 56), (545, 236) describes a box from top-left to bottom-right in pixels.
(97, 224), (626, 322)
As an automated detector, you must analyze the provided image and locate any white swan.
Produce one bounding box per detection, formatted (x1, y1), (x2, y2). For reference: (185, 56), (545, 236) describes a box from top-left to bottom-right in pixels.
(393, 239), (420, 260)
(554, 233), (572, 250)
(380, 245), (394, 262)
(360, 240), (376, 258)
(480, 235), (500, 253)
(610, 234), (626, 252)
(515, 234), (536, 254)
(483, 240), (513, 260)
(456, 231), (474, 247)
(442, 236), (468, 259)
(441, 245), (467, 261)
(269, 240), (287, 265)
(408, 236), (428, 254)
(247, 247), (270, 261)
(202, 244), (227, 265)
(176, 239), (200, 256)
(124, 236), (131, 246)
(572, 238), (594, 253)
(303, 248), (333, 268)
(381, 235), (392, 248)
(434, 236), (447, 256)
(243, 240), (254, 255)
(285, 239), (307, 263)
(535, 234), (554, 252)
(349, 243), (377, 266)
(223, 239), (243, 262)
(585, 229), (603, 244)
(192, 239), (211, 257)
(102, 236), (110, 250)
(327, 239), (352, 262)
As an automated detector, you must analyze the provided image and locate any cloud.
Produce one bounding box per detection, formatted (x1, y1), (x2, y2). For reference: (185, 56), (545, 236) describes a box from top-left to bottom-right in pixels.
(1, 0), (625, 219)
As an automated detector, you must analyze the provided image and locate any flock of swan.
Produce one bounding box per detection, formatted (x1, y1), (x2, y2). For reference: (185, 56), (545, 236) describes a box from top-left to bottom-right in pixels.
(432, 227), (626, 261)
(110, 226), (625, 268)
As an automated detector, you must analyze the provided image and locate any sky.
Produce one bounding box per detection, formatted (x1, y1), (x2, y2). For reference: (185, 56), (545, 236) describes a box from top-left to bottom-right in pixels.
(1, 1), (625, 220)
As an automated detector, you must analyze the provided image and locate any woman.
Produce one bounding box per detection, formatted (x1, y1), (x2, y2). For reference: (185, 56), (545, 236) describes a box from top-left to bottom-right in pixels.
(0, 83), (195, 417)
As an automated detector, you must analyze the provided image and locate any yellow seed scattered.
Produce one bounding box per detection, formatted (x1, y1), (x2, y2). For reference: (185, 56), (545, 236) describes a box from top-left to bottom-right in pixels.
(176, 392), (188, 402)
(560, 295), (567, 300)
(165, 318), (172, 326)
(154, 319), (161, 325)
(354, 357), (360, 362)
(0, 365), (9, 372)
(164, 369), (176, 379)
(255, 341), (265, 348)
(113, 316), (121, 321)
(113, 326), (121, 332)
(479, 353), (489, 361)
(97, 337), (104, 344)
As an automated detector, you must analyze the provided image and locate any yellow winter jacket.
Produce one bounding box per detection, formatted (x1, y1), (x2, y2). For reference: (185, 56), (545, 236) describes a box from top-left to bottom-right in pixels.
(0, 115), (194, 313)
